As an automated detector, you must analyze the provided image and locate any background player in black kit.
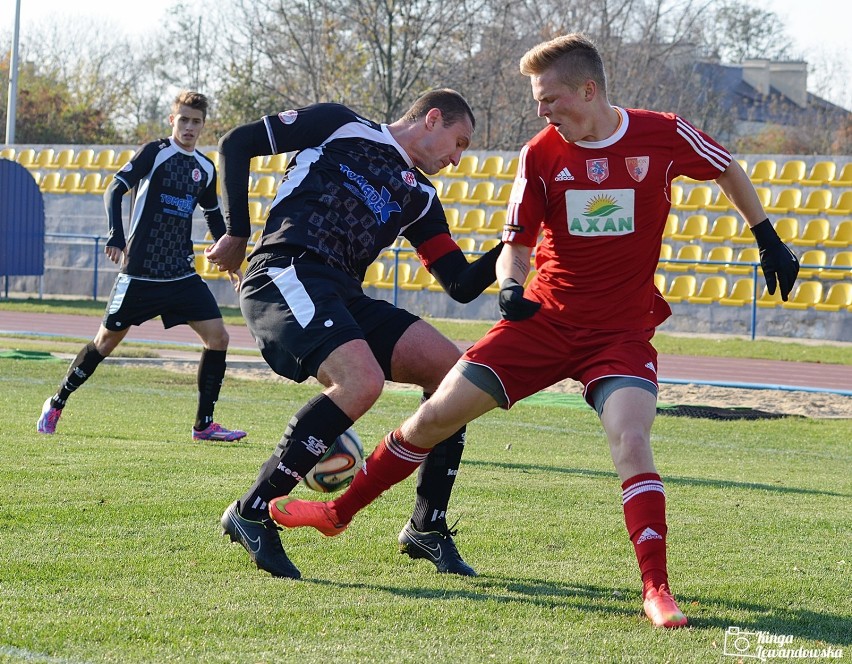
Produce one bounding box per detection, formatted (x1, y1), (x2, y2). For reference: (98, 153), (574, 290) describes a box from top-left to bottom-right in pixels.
(37, 91), (247, 443)
(207, 89), (501, 578)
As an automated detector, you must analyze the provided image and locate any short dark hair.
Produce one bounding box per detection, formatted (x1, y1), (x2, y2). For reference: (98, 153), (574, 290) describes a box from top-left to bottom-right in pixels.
(402, 88), (476, 131)
(520, 34), (608, 94)
(173, 90), (209, 120)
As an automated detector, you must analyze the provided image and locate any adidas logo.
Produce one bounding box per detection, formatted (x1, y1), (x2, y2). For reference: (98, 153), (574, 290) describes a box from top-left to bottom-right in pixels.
(645, 361), (656, 374)
(555, 167), (574, 182)
(636, 527), (663, 544)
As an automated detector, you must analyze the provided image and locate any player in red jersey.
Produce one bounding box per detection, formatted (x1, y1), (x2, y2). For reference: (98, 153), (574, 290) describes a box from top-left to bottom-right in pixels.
(266, 34), (799, 628)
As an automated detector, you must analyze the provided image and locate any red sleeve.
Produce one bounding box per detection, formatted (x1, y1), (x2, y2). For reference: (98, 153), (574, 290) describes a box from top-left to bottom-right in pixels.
(415, 234), (459, 270)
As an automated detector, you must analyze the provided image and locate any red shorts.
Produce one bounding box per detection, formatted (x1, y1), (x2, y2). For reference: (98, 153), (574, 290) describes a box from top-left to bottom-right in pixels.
(462, 314), (659, 408)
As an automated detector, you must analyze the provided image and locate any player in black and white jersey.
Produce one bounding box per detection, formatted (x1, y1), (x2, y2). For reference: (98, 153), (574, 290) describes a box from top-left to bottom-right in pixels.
(37, 91), (247, 443)
(209, 89), (502, 579)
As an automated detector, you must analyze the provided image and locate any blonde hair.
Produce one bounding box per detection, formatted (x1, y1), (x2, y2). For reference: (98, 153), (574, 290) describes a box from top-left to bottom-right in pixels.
(520, 34), (607, 94)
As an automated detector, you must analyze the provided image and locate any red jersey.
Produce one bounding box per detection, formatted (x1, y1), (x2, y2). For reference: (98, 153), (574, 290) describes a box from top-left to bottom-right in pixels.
(503, 107), (731, 330)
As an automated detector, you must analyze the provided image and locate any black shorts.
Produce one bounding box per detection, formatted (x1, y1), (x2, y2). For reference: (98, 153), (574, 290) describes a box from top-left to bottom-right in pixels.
(240, 253), (419, 383)
(102, 273), (222, 331)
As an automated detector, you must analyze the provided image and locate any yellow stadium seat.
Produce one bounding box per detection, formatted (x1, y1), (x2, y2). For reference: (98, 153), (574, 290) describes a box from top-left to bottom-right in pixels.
(0, 147), (15, 161)
(51, 148), (76, 170)
(486, 182), (513, 207)
(705, 189), (733, 212)
(54, 172), (81, 193)
(730, 222), (756, 245)
(814, 282), (852, 312)
(249, 156), (265, 173)
(70, 173), (102, 195)
(768, 159), (805, 185)
(497, 157), (519, 180)
(362, 262), (385, 287)
(674, 185), (711, 211)
(482, 210), (506, 235)
(726, 248), (760, 276)
(793, 189), (832, 215)
(110, 149), (135, 170)
(801, 160), (837, 186)
(401, 266), (435, 291)
(827, 191), (852, 216)
(248, 201), (265, 227)
(39, 172), (61, 193)
(669, 184), (683, 207)
(664, 275), (696, 303)
(98, 174), (113, 194)
(444, 155), (478, 178)
(444, 207), (460, 230)
(479, 238), (501, 252)
(205, 150), (219, 168)
(773, 217), (799, 244)
(90, 148), (115, 171)
(671, 214), (708, 242)
(719, 278), (755, 306)
(796, 249), (826, 279)
(780, 281), (823, 310)
(441, 180), (469, 203)
(753, 186), (772, 208)
(792, 218), (830, 247)
(749, 159), (776, 184)
(471, 155), (504, 179)
(756, 285), (783, 308)
(820, 251), (852, 280)
(765, 189), (802, 215)
(375, 263), (411, 290)
(72, 148), (95, 170)
(829, 162), (852, 187)
(663, 213), (679, 239)
(261, 153), (289, 173)
(16, 148), (36, 169)
(696, 246), (733, 273)
(34, 148), (56, 170)
(824, 220), (852, 248)
(736, 158), (748, 173)
(687, 276), (728, 304)
(654, 273), (666, 294)
(454, 209), (486, 234)
(460, 181), (495, 206)
(456, 237), (476, 253)
(701, 215), (738, 243)
(248, 175), (277, 199)
(664, 244), (702, 273)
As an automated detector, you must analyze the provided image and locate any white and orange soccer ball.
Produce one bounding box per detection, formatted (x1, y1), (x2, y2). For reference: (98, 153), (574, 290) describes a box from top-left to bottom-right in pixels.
(303, 428), (365, 493)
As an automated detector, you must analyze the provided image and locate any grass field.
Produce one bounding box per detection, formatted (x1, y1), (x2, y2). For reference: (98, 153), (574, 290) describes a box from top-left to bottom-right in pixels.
(1, 356), (849, 663)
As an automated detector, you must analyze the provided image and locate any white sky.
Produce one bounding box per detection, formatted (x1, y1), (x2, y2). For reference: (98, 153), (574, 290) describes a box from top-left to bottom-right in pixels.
(1, 0), (851, 108)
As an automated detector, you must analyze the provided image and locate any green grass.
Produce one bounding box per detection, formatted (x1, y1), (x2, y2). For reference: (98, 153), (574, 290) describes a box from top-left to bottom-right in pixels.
(1, 358), (849, 663)
(2, 297), (851, 364)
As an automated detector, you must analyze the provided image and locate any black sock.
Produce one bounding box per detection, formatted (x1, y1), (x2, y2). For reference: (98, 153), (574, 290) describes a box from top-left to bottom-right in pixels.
(195, 348), (226, 431)
(239, 393), (353, 520)
(410, 391), (466, 533)
(53, 342), (106, 408)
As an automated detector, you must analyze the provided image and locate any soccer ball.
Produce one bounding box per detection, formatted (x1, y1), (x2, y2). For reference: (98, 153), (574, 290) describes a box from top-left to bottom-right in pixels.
(303, 428), (365, 493)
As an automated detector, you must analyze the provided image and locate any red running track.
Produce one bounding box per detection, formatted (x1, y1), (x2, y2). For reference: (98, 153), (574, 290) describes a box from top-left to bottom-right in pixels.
(2, 311), (850, 394)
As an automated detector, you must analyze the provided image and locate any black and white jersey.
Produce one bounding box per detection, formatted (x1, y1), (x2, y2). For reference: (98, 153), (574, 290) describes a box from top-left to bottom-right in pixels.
(111, 138), (221, 280)
(253, 104), (451, 281)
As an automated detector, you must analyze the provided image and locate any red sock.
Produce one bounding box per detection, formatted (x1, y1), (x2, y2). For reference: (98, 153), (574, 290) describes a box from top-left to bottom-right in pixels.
(332, 429), (430, 523)
(621, 473), (669, 597)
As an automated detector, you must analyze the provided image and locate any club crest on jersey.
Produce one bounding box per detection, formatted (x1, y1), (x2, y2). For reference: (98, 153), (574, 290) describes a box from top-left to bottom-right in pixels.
(625, 156), (649, 182)
(278, 110), (298, 125)
(586, 158), (609, 184)
(192, 168), (202, 182)
(401, 170), (417, 187)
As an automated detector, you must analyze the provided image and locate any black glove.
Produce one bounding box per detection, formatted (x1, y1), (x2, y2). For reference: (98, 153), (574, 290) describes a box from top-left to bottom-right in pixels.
(498, 278), (541, 321)
(751, 219), (799, 301)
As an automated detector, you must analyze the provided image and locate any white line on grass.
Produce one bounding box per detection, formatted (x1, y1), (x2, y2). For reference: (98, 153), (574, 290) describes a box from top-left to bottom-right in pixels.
(0, 645), (92, 664)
